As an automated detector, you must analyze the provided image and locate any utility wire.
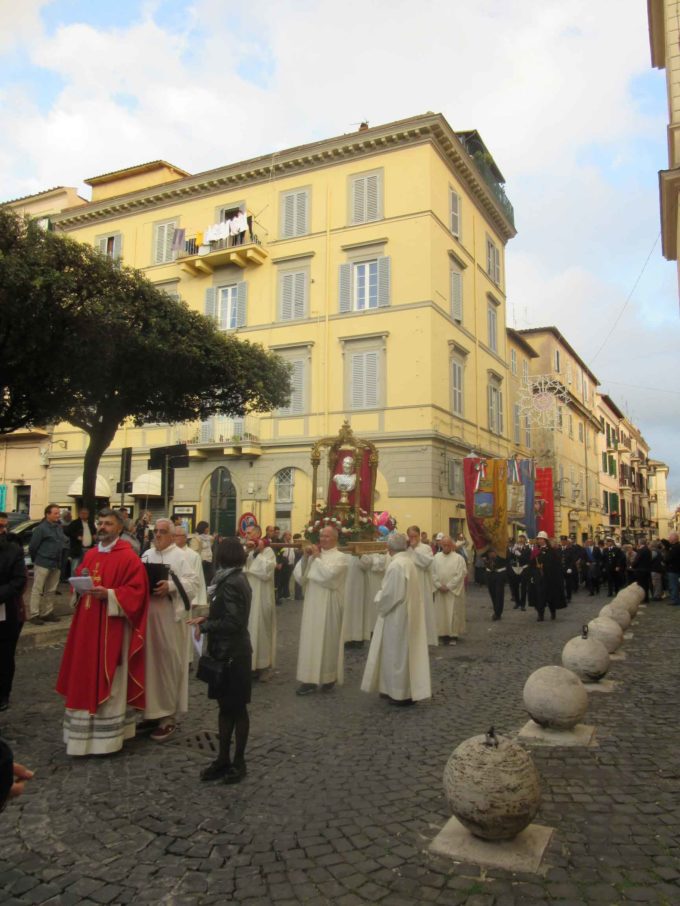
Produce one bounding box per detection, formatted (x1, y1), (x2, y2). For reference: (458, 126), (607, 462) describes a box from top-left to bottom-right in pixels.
(589, 232), (660, 365)
(603, 379), (680, 396)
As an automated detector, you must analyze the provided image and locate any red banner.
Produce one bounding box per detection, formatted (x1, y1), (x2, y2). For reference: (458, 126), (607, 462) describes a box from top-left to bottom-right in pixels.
(534, 467), (555, 538)
(463, 457), (508, 552)
(328, 448), (372, 512)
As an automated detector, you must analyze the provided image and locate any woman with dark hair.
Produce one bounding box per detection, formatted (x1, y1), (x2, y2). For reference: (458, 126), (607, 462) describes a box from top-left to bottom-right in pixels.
(187, 538), (252, 784)
(189, 521), (215, 584)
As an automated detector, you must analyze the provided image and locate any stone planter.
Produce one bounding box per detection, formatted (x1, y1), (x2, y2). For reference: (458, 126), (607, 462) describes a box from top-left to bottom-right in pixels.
(599, 602), (632, 631)
(443, 729), (541, 841)
(587, 616), (624, 653)
(562, 626), (610, 682)
(523, 666), (588, 730)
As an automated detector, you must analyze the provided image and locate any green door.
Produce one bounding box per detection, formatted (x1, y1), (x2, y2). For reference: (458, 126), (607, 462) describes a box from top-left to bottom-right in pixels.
(210, 467), (237, 537)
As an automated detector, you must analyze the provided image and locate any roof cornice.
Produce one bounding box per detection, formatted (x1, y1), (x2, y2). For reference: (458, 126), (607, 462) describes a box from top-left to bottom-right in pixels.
(51, 113), (516, 241)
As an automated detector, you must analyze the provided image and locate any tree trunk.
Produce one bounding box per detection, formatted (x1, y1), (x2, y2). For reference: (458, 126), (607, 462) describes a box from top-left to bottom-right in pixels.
(81, 424), (118, 515)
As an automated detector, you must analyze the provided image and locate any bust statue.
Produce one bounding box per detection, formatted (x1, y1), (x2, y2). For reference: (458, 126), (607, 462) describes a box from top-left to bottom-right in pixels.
(332, 455), (356, 503)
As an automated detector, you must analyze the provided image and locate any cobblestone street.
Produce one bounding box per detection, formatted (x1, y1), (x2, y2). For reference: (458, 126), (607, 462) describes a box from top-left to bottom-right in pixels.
(1, 584), (679, 906)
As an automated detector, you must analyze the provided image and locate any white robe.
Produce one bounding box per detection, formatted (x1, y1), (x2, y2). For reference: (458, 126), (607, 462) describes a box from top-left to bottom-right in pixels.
(406, 543), (438, 646)
(432, 550), (467, 638)
(294, 547), (348, 685)
(142, 544), (198, 721)
(245, 546), (277, 669)
(361, 552), (431, 701)
(359, 553), (387, 635)
(343, 553), (370, 642)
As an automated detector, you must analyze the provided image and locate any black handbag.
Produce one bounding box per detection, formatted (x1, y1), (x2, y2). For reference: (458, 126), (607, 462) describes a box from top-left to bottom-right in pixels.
(196, 654), (229, 686)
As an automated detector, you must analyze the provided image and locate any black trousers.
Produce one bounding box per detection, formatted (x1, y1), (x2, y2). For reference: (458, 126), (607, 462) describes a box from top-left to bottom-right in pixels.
(0, 606), (23, 701)
(487, 572), (506, 618)
(606, 571), (623, 596)
(275, 564), (293, 602)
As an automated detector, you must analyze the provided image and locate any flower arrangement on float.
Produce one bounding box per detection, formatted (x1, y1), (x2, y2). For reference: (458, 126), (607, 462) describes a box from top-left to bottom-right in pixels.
(304, 507), (377, 544)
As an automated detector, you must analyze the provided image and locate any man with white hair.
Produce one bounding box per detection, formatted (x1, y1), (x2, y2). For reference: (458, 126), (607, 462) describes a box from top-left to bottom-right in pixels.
(361, 533), (430, 706)
(432, 535), (467, 643)
(141, 518), (198, 741)
(405, 525), (437, 646)
(294, 526), (348, 695)
(173, 525), (207, 611)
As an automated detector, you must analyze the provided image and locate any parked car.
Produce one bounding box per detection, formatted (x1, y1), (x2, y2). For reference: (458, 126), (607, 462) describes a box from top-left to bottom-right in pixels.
(9, 520), (42, 569)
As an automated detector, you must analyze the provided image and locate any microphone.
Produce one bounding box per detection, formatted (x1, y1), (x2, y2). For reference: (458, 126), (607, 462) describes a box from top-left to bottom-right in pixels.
(81, 568), (90, 577)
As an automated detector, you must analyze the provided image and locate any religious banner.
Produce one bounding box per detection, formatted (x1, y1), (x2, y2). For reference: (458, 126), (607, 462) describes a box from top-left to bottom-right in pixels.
(506, 458), (537, 538)
(534, 467), (555, 538)
(463, 457), (508, 552)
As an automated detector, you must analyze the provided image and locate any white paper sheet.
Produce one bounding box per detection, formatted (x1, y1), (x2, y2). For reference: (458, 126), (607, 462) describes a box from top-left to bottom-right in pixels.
(68, 576), (94, 594)
(192, 631), (204, 658)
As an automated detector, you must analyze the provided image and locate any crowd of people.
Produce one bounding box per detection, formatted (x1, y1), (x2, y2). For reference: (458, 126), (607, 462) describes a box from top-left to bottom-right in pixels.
(1, 504), (679, 806)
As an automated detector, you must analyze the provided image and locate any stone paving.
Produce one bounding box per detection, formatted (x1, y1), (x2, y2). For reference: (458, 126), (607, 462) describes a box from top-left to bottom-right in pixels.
(1, 582), (679, 905)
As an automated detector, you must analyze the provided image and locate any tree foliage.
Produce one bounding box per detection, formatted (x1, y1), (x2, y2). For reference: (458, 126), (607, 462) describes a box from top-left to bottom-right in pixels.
(0, 207), (292, 512)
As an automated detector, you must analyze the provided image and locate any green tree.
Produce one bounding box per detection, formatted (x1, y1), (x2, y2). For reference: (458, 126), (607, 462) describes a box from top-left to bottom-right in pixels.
(0, 208), (291, 513)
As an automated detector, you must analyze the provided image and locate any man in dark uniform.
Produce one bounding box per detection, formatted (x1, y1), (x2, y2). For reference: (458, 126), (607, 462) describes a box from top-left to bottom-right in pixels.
(484, 548), (507, 621)
(602, 537), (626, 596)
(558, 536), (578, 603)
(583, 537), (602, 596)
(528, 531), (566, 621)
(507, 534), (531, 610)
(631, 539), (652, 603)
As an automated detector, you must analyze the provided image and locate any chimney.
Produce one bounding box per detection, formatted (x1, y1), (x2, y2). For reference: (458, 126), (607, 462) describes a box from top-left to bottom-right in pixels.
(358, 121), (369, 132)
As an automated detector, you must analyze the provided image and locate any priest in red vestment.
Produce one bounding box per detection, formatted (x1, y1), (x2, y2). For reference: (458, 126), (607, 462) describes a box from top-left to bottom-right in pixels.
(56, 508), (149, 756)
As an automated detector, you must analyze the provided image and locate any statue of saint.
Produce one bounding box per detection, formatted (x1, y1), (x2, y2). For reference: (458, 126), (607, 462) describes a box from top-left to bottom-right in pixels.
(332, 455), (357, 503)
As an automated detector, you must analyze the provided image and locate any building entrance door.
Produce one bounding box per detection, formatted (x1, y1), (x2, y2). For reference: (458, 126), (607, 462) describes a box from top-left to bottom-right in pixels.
(210, 467), (237, 537)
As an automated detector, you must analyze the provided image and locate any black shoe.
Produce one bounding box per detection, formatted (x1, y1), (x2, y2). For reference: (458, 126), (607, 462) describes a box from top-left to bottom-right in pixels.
(388, 697), (415, 707)
(41, 613), (61, 623)
(492, 614), (501, 621)
(28, 616), (45, 625)
(321, 682), (336, 692)
(520, 606), (526, 611)
(513, 604), (520, 610)
(550, 611), (556, 620)
(200, 760), (231, 782)
(537, 613), (544, 622)
(296, 683), (316, 696)
(223, 763), (246, 784)
(0, 698), (9, 712)
(136, 718), (160, 734)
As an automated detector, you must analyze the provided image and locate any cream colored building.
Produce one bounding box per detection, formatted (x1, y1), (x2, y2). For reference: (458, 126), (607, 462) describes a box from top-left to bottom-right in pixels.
(648, 459), (672, 537)
(596, 393), (625, 538)
(46, 113), (518, 535)
(518, 327), (601, 540)
(0, 186), (87, 518)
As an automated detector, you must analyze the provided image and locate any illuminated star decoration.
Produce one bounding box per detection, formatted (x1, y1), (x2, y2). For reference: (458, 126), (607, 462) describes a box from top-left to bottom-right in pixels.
(518, 374), (571, 428)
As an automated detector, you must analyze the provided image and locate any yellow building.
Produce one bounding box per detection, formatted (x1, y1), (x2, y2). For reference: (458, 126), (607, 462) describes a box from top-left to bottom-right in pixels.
(0, 186), (87, 518)
(518, 327), (601, 540)
(648, 0), (680, 299)
(505, 328), (538, 460)
(618, 418), (651, 540)
(47, 113), (517, 535)
(596, 393), (625, 538)
(648, 459), (672, 537)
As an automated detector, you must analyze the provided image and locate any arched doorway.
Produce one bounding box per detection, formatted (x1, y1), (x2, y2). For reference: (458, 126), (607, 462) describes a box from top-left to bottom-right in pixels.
(210, 467), (237, 536)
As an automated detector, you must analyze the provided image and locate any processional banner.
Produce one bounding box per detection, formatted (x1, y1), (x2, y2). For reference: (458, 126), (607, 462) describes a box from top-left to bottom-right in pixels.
(534, 467), (555, 538)
(463, 457), (508, 552)
(506, 458), (537, 538)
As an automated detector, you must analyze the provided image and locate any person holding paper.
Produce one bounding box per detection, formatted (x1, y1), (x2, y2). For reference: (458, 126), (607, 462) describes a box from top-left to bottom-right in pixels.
(56, 509), (149, 756)
(141, 519), (198, 742)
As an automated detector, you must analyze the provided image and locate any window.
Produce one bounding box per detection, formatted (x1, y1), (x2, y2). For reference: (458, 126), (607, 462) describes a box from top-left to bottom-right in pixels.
(153, 219), (177, 265)
(602, 451), (608, 472)
(279, 269), (308, 321)
(557, 406), (563, 430)
(275, 468), (295, 503)
(278, 356), (306, 415)
(350, 350), (380, 409)
(486, 238), (500, 284)
(602, 490), (609, 513)
(566, 361), (573, 385)
(449, 188), (461, 238)
(280, 188), (310, 238)
(451, 356), (464, 416)
(608, 455), (616, 477)
(513, 404), (521, 444)
(559, 464), (564, 490)
(510, 348), (517, 375)
(568, 414), (574, 438)
(487, 379), (503, 435)
(338, 257), (390, 312)
(205, 283), (247, 330)
(487, 304), (498, 352)
(579, 471), (585, 501)
(578, 421), (584, 443)
(524, 414), (531, 448)
(554, 348), (561, 372)
(448, 459), (464, 496)
(95, 233), (122, 261)
(450, 266), (463, 323)
(583, 379), (589, 402)
(522, 359), (529, 384)
(350, 169), (382, 224)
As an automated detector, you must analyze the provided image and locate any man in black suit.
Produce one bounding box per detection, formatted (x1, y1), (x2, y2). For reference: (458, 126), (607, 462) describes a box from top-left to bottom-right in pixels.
(583, 537), (602, 596)
(558, 537), (578, 603)
(602, 538), (626, 596)
(631, 539), (652, 602)
(64, 507), (96, 576)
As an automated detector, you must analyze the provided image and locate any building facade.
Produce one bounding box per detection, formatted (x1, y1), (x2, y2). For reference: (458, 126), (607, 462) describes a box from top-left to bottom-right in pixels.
(47, 113), (518, 535)
(647, 459), (672, 537)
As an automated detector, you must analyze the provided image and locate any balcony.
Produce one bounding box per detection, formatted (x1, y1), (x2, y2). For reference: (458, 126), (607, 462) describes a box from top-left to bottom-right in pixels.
(184, 415), (261, 458)
(178, 233), (268, 276)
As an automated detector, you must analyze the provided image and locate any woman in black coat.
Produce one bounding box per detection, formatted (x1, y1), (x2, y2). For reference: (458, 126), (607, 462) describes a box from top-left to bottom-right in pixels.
(188, 538), (252, 783)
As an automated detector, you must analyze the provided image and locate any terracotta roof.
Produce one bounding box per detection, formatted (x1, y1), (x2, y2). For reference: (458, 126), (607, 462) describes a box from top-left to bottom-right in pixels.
(1, 186), (71, 206)
(506, 327), (539, 358)
(84, 160), (190, 185)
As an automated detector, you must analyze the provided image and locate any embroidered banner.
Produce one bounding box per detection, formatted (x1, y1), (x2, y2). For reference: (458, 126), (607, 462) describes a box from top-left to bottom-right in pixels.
(506, 458), (537, 538)
(534, 466), (555, 538)
(464, 457), (508, 552)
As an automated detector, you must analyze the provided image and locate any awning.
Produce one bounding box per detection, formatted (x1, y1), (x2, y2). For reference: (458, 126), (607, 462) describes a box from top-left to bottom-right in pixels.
(131, 470), (162, 497)
(67, 474), (112, 498)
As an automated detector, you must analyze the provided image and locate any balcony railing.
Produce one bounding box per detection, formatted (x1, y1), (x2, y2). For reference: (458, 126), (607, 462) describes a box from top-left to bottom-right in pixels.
(471, 153), (515, 227)
(178, 232), (267, 274)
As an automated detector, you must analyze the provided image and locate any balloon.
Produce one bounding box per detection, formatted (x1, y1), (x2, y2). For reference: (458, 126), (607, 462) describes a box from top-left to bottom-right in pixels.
(378, 525), (389, 536)
(377, 511), (390, 526)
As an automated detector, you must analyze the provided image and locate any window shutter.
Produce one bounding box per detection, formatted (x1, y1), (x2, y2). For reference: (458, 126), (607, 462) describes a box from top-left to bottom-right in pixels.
(154, 224), (166, 264)
(364, 351), (379, 407)
(377, 256), (391, 308)
(282, 194), (296, 238)
(451, 269), (462, 322)
(352, 176), (366, 224)
(295, 191), (308, 235)
(513, 405), (520, 443)
(339, 262), (352, 312)
(199, 418), (213, 443)
(293, 271), (306, 319)
(236, 282), (247, 327)
(97, 237), (108, 255)
(205, 287), (217, 322)
(112, 235), (122, 261)
(449, 189), (460, 236)
(280, 273), (294, 321)
(351, 353), (365, 409)
(498, 390), (504, 434)
(487, 385), (493, 431)
(365, 173), (379, 221)
(289, 359), (304, 413)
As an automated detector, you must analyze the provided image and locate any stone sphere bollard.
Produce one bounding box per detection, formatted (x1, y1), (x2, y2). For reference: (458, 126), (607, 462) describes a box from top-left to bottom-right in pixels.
(587, 616), (624, 653)
(613, 591), (638, 617)
(599, 602), (632, 631)
(523, 666), (588, 729)
(617, 583), (645, 605)
(443, 727), (541, 841)
(562, 625), (610, 683)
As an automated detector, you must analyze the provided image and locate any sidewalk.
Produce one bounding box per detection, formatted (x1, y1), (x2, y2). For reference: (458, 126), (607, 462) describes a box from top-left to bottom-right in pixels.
(17, 579), (74, 650)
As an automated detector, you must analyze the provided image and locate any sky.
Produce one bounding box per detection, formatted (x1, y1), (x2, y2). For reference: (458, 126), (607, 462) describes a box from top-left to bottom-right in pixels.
(1, 0), (679, 507)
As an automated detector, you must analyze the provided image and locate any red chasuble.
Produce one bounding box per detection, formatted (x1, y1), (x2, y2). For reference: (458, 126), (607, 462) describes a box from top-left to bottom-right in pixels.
(56, 540), (149, 715)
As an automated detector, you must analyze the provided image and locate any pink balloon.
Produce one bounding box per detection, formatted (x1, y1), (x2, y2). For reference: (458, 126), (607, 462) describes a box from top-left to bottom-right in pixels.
(377, 511), (390, 526)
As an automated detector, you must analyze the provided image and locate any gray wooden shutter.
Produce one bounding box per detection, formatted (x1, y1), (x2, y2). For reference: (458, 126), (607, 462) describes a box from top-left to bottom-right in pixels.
(487, 385), (493, 431)
(289, 359), (304, 412)
(377, 256), (391, 308)
(451, 268), (462, 322)
(449, 189), (460, 236)
(97, 237), (108, 255)
(282, 194), (296, 238)
(280, 273), (293, 320)
(365, 173), (380, 221)
(293, 271), (306, 319)
(498, 389), (504, 434)
(351, 353), (365, 409)
(364, 351), (379, 407)
(352, 176), (366, 224)
(236, 282), (247, 327)
(296, 191), (308, 235)
(154, 224), (166, 264)
(205, 287), (217, 322)
(112, 234), (122, 261)
(339, 262), (352, 312)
